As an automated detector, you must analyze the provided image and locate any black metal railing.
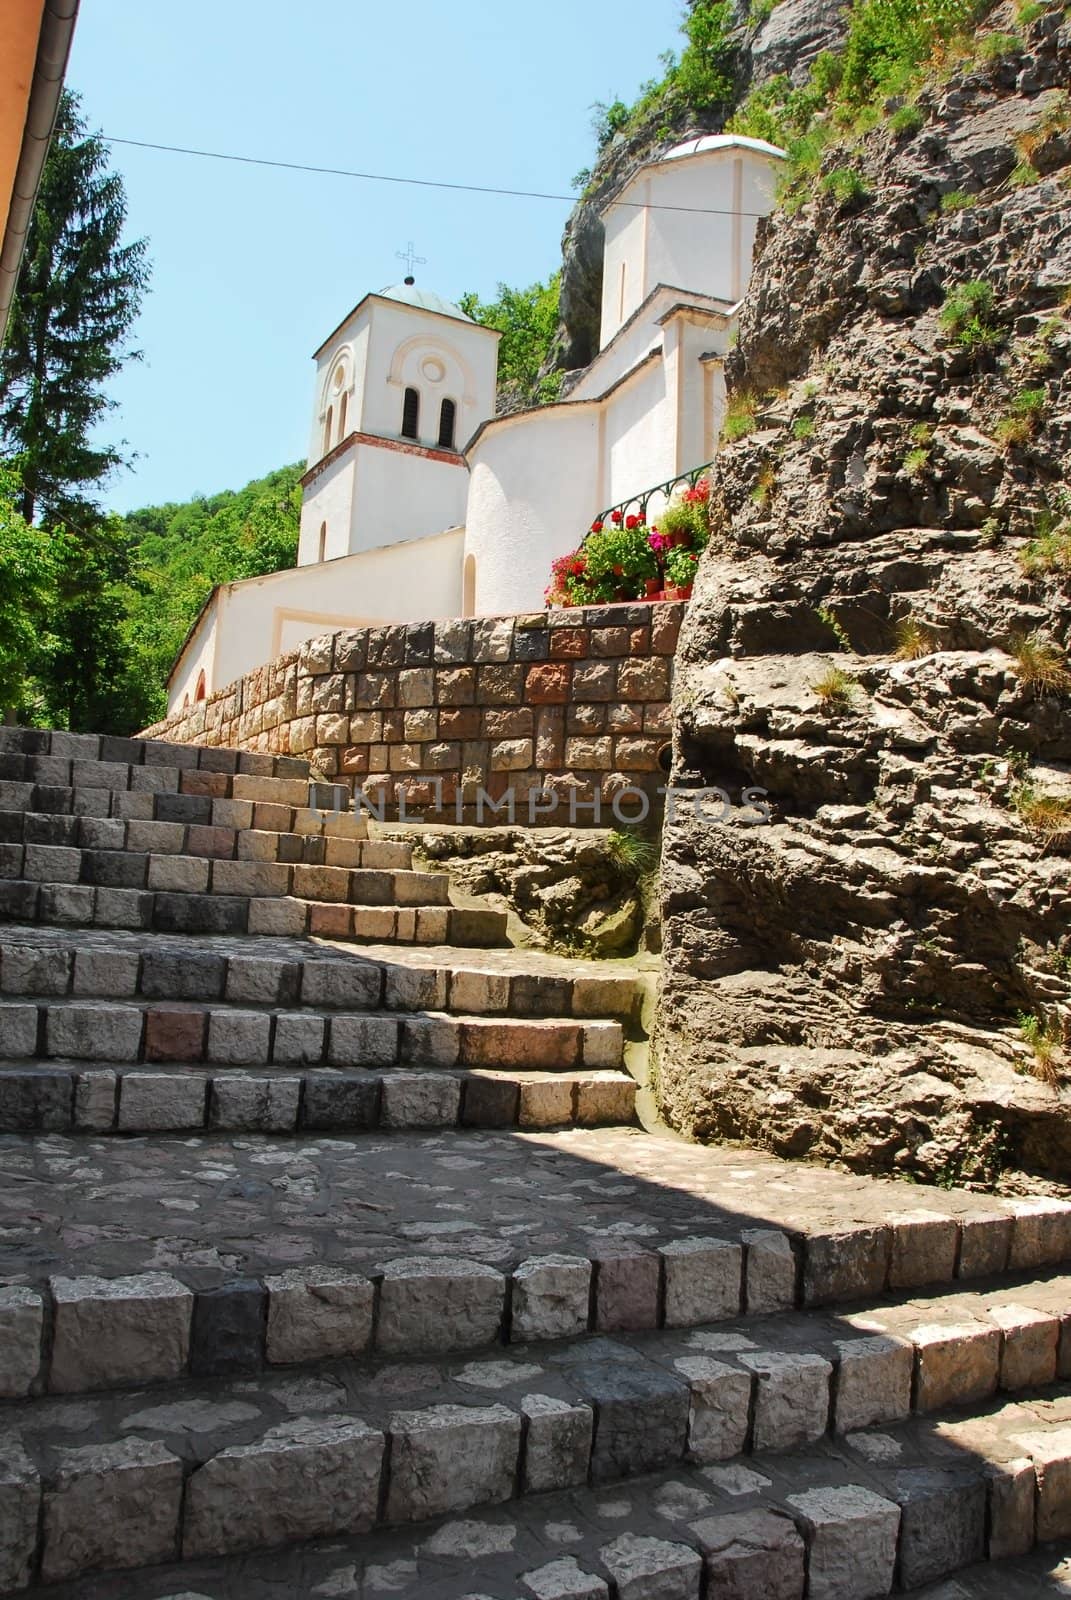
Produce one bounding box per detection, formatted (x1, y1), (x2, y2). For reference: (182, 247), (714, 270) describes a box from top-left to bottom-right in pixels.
(583, 460), (715, 543)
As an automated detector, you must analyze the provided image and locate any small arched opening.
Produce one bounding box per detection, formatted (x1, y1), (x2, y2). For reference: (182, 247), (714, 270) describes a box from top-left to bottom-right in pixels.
(195, 670), (207, 703)
(323, 405), (334, 457)
(438, 397), (457, 450)
(338, 390), (348, 442)
(462, 553), (477, 617)
(401, 386), (420, 440)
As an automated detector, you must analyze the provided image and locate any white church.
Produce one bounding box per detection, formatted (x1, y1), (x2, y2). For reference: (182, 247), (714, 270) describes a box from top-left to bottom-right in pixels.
(167, 134), (784, 713)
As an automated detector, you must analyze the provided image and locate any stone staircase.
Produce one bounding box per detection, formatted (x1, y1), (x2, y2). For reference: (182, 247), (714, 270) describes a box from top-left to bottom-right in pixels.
(1, 731), (1071, 1598)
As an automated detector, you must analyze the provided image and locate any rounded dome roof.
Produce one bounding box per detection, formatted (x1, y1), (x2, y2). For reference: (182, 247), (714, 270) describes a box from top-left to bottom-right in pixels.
(662, 132), (786, 162)
(377, 281), (473, 322)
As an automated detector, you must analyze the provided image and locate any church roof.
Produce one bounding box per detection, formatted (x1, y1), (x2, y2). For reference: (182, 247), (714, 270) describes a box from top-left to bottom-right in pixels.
(377, 281), (474, 323)
(661, 133), (786, 162)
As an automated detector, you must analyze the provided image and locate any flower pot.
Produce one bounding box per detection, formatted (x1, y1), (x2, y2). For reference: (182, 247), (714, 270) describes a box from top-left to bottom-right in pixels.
(669, 530), (691, 548)
(644, 578), (661, 598)
(665, 582), (693, 601)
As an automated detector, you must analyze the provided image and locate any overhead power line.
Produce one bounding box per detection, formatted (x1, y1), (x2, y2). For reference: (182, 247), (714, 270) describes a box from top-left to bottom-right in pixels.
(100, 135), (778, 220)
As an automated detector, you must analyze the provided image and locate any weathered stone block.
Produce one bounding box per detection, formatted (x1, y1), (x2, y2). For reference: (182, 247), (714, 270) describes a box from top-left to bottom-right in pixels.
(1010, 1425), (1071, 1541)
(73, 1070), (117, 1130)
(0, 1002), (38, 1057)
(0, 1436), (39, 1592)
(385, 1403), (521, 1521)
(599, 1533), (702, 1600)
(911, 1320), (1000, 1410)
(593, 1247), (660, 1331)
(119, 1072), (208, 1131)
(301, 959), (382, 1009)
(986, 1456), (1036, 1559)
(0, 1285), (42, 1397)
(575, 1074), (636, 1125)
(512, 1254), (591, 1342)
(190, 1279), (265, 1376)
(990, 1302), (1059, 1389)
(833, 1335), (913, 1433)
(888, 1210), (959, 1288)
(301, 1072), (380, 1129)
(519, 1077), (574, 1127)
(577, 1361), (689, 1482)
(739, 1350), (832, 1451)
(206, 1010), (272, 1065)
(787, 1484), (900, 1600)
(521, 1392), (593, 1492)
(892, 1468), (986, 1588)
(462, 1072), (520, 1126)
(46, 1002), (143, 1061)
(42, 1437), (183, 1581)
(380, 1072), (461, 1128)
(957, 1211), (1012, 1279)
(182, 1415), (383, 1556)
(329, 1012), (399, 1067)
(692, 1509), (805, 1600)
(661, 1236), (742, 1326)
(272, 1011), (326, 1064)
(265, 1266), (374, 1363)
(742, 1228), (796, 1313)
(50, 1272), (193, 1391)
(209, 1074), (300, 1132)
(0, 1068), (71, 1130)
(803, 1226), (889, 1305)
(376, 1256), (505, 1354)
(399, 1014), (460, 1066)
(673, 1355), (751, 1462)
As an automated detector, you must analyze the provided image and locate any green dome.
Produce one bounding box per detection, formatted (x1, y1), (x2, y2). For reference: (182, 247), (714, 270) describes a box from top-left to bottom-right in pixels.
(378, 281), (473, 323)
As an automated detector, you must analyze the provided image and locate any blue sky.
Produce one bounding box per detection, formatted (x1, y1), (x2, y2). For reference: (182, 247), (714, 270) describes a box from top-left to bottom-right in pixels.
(66, 0), (683, 514)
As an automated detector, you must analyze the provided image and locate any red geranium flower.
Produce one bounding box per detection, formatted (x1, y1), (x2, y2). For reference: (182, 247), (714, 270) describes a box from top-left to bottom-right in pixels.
(611, 510), (623, 524)
(590, 520), (604, 533)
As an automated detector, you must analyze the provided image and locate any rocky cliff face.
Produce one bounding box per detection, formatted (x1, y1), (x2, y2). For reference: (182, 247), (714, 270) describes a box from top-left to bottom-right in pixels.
(550, 0), (850, 376)
(656, 8), (1071, 1189)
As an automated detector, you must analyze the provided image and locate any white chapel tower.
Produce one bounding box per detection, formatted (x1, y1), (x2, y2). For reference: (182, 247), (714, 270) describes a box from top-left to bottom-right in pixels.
(297, 271), (500, 566)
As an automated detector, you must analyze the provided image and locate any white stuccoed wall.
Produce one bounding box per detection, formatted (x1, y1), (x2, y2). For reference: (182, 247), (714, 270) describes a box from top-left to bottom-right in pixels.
(166, 528), (464, 714)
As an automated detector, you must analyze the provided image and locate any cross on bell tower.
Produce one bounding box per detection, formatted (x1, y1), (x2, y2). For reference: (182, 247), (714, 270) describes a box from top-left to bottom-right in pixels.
(396, 241), (427, 285)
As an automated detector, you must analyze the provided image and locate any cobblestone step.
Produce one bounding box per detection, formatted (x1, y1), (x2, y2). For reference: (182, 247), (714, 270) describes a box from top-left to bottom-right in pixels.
(0, 925), (641, 1019)
(0, 726), (310, 783)
(0, 842), (447, 906)
(0, 810), (404, 868)
(5, 1315), (1071, 1591)
(0, 1062), (638, 1135)
(0, 998), (623, 1074)
(0, 767), (328, 816)
(0, 879), (509, 945)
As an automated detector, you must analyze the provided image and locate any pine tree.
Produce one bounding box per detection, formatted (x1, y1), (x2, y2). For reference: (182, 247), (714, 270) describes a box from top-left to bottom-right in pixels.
(0, 90), (149, 525)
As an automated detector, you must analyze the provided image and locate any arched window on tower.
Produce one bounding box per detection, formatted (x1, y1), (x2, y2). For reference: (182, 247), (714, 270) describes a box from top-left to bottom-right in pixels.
(438, 397), (457, 450)
(323, 405), (334, 457)
(318, 522), (327, 562)
(338, 391), (348, 442)
(195, 670), (207, 703)
(401, 386), (420, 440)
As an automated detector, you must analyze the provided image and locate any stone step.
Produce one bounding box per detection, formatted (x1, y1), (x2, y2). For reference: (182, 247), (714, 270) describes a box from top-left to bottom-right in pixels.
(0, 998), (622, 1075)
(5, 1307), (1071, 1589)
(0, 880), (509, 945)
(0, 764), (328, 814)
(0, 810), (404, 868)
(0, 1060), (638, 1136)
(0, 794), (368, 842)
(4, 1122), (1071, 1392)
(0, 924), (641, 1020)
(0, 842), (446, 906)
(0, 726), (311, 782)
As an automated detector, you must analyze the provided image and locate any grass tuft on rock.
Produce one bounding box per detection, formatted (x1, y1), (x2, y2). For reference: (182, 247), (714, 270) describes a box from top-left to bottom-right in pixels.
(810, 664), (858, 710)
(1010, 631), (1071, 695)
(894, 616), (939, 659)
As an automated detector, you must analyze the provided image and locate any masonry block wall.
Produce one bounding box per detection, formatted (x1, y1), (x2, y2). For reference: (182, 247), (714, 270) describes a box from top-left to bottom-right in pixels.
(144, 602), (685, 823)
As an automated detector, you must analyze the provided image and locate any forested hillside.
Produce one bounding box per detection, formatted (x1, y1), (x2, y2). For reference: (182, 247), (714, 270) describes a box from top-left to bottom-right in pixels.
(121, 463), (302, 719)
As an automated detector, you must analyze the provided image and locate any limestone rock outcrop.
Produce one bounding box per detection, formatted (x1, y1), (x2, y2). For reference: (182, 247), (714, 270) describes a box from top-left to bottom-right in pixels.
(656, 9), (1071, 1187)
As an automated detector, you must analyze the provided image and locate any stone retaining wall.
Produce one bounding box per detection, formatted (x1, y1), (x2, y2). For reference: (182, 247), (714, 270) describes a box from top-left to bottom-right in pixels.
(144, 603), (685, 824)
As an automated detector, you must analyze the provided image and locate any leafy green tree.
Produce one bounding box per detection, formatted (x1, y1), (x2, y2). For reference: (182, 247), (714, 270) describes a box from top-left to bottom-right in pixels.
(459, 276), (562, 406)
(0, 467), (54, 719)
(0, 90), (149, 525)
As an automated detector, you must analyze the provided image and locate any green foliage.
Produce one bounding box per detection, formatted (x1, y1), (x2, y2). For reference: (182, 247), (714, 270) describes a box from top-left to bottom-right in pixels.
(1017, 1011), (1062, 1082)
(583, 524), (658, 585)
(606, 828), (660, 878)
(119, 464), (303, 723)
(792, 413), (816, 440)
(1009, 160), (1041, 185)
(903, 446), (930, 476)
(995, 386), (1048, 445)
(811, 664), (858, 709)
(978, 30), (1022, 59)
(940, 189), (976, 209)
(664, 546), (700, 587)
(890, 103), (925, 136)
(591, 99), (631, 151)
(722, 391), (760, 441)
(1017, 0), (1045, 18)
(0, 91), (149, 527)
(659, 498), (709, 549)
(939, 278), (1003, 350)
(0, 466), (53, 716)
(816, 605), (852, 652)
(820, 166), (870, 205)
(838, 0), (977, 108)
(459, 275), (561, 407)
